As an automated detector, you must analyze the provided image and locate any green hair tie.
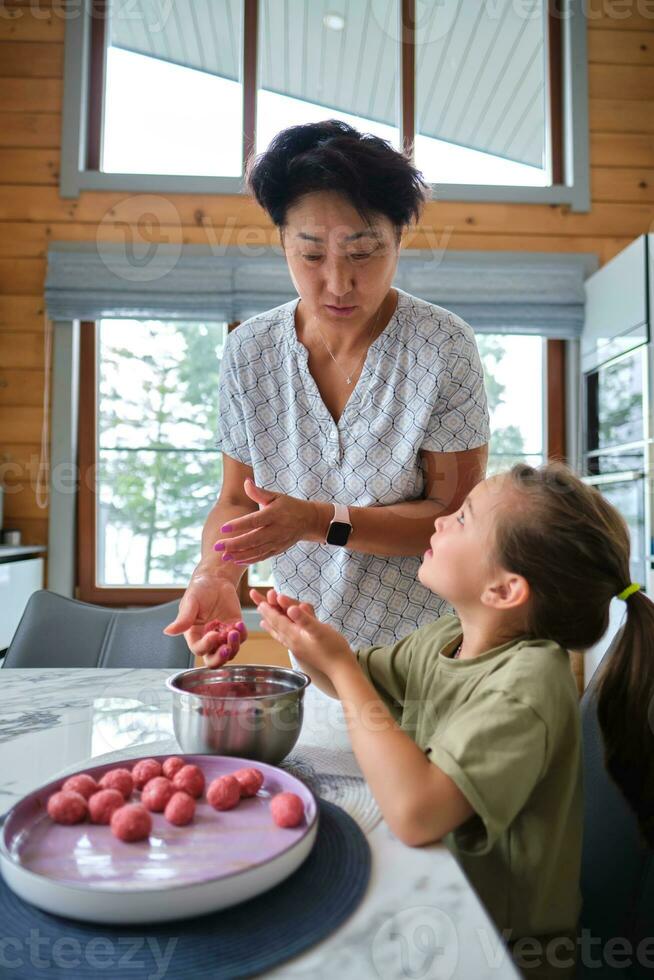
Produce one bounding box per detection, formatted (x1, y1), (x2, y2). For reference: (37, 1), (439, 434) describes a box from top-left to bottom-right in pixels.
(617, 582), (641, 601)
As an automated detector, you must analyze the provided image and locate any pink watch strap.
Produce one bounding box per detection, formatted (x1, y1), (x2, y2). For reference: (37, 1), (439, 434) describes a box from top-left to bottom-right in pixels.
(332, 503), (350, 525)
(325, 503), (351, 544)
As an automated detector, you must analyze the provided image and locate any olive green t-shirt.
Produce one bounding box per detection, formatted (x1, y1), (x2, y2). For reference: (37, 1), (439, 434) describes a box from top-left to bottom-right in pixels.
(355, 614), (583, 977)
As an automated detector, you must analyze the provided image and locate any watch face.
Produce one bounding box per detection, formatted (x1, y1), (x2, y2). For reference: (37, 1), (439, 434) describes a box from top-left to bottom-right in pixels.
(326, 521), (351, 546)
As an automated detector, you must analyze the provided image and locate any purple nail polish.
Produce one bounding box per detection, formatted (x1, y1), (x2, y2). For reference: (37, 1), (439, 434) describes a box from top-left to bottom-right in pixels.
(214, 542), (225, 552)
(222, 554), (232, 562)
(236, 621), (246, 634)
(221, 524), (232, 532)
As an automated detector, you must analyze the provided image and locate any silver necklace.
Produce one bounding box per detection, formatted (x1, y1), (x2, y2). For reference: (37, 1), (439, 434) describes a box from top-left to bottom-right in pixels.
(312, 302), (384, 385)
(452, 642), (463, 660)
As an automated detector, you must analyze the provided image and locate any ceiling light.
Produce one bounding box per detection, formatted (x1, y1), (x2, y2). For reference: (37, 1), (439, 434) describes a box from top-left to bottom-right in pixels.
(323, 12), (345, 30)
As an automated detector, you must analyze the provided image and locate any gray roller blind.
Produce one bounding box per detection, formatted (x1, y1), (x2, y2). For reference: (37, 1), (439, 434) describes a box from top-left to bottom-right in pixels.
(44, 242), (597, 337)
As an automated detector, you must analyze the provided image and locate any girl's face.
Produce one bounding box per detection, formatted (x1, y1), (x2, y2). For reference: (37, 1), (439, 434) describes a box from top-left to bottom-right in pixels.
(418, 476), (505, 605)
(281, 190), (401, 326)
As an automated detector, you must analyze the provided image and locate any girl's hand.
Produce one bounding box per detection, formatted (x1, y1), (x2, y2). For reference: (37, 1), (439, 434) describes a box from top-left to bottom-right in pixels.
(250, 588), (353, 679)
(213, 478), (315, 565)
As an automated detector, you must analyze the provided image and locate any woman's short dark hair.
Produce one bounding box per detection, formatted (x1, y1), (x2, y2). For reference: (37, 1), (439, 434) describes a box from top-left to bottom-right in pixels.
(245, 119), (431, 236)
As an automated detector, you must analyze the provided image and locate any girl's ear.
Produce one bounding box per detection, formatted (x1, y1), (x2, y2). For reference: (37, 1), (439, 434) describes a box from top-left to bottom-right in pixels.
(481, 573), (530, 611)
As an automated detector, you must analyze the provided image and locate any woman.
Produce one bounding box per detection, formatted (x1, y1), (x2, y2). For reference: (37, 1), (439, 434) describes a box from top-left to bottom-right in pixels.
(165, 120), (490, 676)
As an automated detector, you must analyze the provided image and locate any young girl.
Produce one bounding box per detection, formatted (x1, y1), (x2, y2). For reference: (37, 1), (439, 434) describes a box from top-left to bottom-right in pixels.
(249, 462), (654, 980)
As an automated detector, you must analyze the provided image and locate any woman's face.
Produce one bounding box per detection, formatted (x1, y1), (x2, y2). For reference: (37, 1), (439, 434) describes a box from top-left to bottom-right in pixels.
(281, 191), (401, 325)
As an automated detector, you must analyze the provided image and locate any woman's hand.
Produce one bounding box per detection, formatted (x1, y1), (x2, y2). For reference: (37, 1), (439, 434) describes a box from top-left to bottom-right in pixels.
(250, 588), (353, 679)
(164, 572), (248, 667)
(213, 478), (319, 565)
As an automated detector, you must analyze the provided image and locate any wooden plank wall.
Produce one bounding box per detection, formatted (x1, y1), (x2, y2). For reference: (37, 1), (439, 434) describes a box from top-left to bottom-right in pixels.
(0, 0), (653, 558)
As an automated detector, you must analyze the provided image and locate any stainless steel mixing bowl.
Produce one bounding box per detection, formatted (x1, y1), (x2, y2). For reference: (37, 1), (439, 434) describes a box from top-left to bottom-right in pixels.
(166, 664), (311, 764)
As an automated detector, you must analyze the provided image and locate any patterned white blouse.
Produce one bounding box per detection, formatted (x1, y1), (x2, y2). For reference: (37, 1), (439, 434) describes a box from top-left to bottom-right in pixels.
(216, 287), (490, 648)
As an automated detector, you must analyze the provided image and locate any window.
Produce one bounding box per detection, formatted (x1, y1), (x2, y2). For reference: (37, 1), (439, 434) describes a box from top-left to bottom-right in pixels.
(478, 335), (545, 474)
(414, 1), (552, 187)
(103, 33), (244, 176)
(60, 0), (588, 209)
(78, 317), (274, 605)
(256, 0), (401, 154)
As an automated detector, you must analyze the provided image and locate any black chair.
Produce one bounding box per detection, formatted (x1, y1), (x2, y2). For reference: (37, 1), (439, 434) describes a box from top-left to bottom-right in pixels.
(577, 631), (653, 978)
(3, 590), (192, 669)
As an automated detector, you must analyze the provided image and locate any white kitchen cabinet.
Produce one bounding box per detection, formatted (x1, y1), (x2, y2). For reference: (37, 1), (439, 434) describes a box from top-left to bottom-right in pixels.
(581, 235), (649, 373)
(579, 235), (654, 689)
(0, 548), (45, 652)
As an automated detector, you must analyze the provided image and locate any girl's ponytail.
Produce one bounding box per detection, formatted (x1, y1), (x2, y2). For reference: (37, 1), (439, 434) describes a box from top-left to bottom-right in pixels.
(494, 463), (654, 849)
(595, 589), (654, 847)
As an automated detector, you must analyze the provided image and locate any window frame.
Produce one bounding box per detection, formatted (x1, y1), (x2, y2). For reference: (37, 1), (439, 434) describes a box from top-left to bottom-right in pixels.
(76, 318), (565, 606)
(60, 0), (589, 210)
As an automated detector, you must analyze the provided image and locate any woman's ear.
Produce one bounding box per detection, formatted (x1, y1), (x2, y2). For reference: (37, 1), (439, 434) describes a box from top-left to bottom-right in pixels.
(481, 572), (530, 611)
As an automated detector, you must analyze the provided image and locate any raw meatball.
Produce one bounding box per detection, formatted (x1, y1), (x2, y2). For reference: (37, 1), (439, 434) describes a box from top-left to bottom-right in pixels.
(207, 774), (241, 811)
(270, 792), (305, 828)
(172, 764), (205, 799)
(132, 758), (162, 789)
(202, 618), (231, 639)
(99, 768), (133, 799)
(141, 776), (174, 812)
(203, 619), (246, 641)
(164, 791), (196, 826)
(162, 756), (185, 780)
(233, 767), (264, 798)
(88, 788), (125, 824)
(192, 681), (259, 699)
(47, 790), (88, 825)
(62, 773), (98, 800)
(110, 803), (152, 842)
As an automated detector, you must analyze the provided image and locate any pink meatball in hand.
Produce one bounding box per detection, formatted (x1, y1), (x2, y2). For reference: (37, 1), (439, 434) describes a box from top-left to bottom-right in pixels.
(202, 619), (246, 664)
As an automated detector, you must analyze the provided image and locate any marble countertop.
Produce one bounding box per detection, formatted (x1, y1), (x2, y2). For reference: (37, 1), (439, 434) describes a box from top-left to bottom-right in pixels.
(0, 668), (519, 979)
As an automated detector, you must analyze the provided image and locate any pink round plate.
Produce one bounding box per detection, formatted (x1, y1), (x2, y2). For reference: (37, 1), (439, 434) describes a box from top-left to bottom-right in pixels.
(0, 753), (318, 925)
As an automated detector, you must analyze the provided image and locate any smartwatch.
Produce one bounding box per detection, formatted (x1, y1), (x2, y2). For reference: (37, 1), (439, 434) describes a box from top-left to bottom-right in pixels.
(325, 503), (353, 547)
